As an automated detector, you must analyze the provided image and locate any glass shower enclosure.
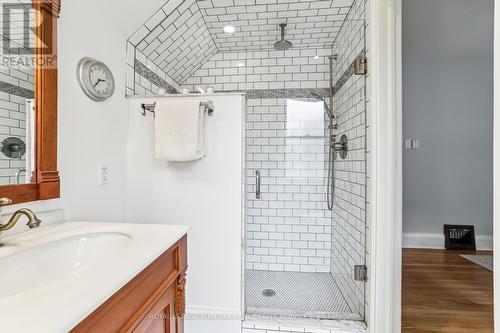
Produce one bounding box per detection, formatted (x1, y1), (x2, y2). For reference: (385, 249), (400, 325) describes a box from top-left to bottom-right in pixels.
(243, 0), (367, 321)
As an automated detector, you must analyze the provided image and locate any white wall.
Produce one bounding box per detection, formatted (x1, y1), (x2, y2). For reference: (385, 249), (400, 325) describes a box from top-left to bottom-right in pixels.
(57, 1), (129, 221)
(402, 0), (494, 246)
(126, 95), (244, 330)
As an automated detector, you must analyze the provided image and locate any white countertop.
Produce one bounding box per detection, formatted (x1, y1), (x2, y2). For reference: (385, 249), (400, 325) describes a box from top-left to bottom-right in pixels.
(0, 221), (190, 332)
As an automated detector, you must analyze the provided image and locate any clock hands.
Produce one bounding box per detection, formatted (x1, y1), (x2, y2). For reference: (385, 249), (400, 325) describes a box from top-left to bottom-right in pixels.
(93, 78), (107, 88)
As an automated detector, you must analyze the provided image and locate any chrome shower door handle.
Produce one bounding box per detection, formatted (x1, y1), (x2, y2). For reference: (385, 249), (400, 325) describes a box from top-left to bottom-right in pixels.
(255, 170), (261, 199)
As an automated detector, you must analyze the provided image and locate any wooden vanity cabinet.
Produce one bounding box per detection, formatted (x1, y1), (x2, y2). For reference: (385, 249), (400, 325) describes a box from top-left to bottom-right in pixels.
(71, 236), (187, 333)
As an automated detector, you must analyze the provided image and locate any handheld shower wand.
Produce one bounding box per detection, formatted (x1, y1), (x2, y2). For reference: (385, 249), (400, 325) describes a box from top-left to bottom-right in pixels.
(309, 54), (338, 211)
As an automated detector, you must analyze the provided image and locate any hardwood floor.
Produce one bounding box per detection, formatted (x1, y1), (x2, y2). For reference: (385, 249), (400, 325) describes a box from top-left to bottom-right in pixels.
(402, 249), (493, 333)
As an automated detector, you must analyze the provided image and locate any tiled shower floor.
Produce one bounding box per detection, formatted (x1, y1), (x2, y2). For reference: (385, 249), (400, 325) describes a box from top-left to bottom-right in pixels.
(245, 270), (361, 320)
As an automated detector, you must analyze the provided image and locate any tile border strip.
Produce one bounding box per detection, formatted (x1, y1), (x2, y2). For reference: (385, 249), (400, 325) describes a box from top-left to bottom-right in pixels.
(0, 81), (34, 99)
(135, 60), (178, 94)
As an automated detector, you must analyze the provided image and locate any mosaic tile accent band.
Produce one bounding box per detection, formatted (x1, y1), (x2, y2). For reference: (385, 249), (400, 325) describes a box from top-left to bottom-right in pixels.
(213, 88), (329, 99)
(135, 60), (178, 94)
(0, 81), (34, 99)
(244, 88), (328, 100)
(332, 51), (366, 97)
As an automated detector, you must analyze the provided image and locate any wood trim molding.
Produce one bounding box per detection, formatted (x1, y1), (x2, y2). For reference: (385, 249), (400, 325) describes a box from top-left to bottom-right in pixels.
(175, 269), (187, 317)
(0, 1), (61, 204)
(33, 0), (61, 16)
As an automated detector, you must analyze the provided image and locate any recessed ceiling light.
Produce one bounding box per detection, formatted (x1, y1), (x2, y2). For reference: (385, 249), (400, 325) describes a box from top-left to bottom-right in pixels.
(237, 62), (245, 67)
(314, 55), (320, 59)
(223, 25), (236, 34)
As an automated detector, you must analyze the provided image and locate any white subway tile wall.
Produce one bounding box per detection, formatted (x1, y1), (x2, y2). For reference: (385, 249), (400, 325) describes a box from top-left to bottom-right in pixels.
(363, 0), (372, 323)
(0, 92), (30, 185)
(125, 0), (358, 95)
(181, 47), (334, 272)
(245, 97), (332, 273)
(0, 64), (33, 185)
(197, 0), (351, 52)
(330, 0), (367, 317)
(126, 44), (180, 96)
(184, 48), (332, 92)
(0, 2), (35, 185)
(128, 0), (217, 85)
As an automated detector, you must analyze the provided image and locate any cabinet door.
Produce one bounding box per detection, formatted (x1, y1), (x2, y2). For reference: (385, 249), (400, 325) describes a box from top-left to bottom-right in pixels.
(132, 285), (176, 333)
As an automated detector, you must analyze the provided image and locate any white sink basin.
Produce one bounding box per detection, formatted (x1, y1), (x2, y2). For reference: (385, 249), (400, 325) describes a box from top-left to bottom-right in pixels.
(0, 232), (131, 297)
(0, 221), (189, 333)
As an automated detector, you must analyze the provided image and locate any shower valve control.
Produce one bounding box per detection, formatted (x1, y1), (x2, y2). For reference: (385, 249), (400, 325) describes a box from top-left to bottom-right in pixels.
(333, 134), (349, 160)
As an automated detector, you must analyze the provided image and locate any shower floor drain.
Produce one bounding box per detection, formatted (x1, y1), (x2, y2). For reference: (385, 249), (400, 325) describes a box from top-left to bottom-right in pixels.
(262, 289), (276, 297)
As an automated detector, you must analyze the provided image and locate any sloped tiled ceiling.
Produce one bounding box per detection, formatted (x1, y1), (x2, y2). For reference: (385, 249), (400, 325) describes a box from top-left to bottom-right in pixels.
(198, 0), (354, 52)
(129, 0), (218, 85)
(128, 0), (355, 85)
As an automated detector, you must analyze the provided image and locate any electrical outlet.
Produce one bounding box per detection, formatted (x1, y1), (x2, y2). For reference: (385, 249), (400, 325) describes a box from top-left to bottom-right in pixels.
(98, 164), (110, 185)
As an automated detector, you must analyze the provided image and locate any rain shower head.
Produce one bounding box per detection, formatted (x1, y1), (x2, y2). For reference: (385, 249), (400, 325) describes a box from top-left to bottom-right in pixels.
(274, 23), (292, 50)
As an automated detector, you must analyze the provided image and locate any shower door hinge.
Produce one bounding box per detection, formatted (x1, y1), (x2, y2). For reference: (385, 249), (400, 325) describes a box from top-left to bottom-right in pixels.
(354, 265), (368, 282)
(355, 57), (368, 75)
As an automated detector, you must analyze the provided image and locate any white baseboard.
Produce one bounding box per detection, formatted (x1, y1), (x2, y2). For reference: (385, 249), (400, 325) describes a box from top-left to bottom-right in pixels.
(403, 232), (493, 251)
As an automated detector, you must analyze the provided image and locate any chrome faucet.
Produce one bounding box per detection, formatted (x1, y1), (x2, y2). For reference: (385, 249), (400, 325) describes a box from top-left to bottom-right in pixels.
(0, 197), (41, 232)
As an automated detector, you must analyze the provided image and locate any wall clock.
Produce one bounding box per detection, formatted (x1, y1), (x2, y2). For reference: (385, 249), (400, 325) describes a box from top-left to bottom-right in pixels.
(77, 57), (115, 102)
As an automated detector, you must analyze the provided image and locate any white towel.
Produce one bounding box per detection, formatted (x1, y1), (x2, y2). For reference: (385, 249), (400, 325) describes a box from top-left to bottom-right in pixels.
(154, 99), (207, 161)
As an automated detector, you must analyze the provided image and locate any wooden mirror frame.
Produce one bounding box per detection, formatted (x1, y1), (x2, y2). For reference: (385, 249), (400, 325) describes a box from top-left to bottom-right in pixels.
(0, 0), (61, 204)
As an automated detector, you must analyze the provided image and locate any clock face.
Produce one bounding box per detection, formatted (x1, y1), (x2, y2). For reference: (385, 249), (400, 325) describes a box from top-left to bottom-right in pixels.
(77, 58), (115, 101)
(89, 63), (113, 96)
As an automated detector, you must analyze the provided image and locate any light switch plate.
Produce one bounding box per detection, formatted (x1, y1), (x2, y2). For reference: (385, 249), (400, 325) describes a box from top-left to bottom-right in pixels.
(411, 139), (420, 149)
(404, 140), (412, 149)
(98, 164), (110, 185)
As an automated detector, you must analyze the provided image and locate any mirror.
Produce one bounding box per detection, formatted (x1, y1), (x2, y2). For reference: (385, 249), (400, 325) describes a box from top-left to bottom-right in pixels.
(0, 0), (61, 204)
(0, 2), (36, 185)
